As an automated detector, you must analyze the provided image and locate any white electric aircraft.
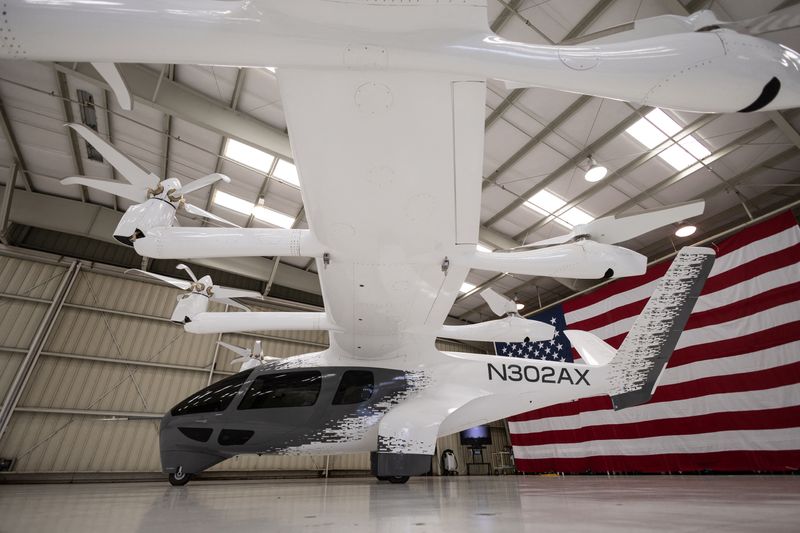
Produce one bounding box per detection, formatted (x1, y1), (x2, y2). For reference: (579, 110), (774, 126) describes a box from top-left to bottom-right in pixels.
(7, 1), (799, 485)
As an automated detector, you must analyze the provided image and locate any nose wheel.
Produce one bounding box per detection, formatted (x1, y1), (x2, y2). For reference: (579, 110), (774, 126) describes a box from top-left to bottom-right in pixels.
(168, 469), (193, 486)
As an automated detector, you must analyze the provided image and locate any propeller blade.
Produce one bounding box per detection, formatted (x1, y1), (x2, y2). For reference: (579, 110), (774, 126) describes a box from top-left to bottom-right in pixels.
(213, 287), (263, 300)
(230, 356), (251, 365)
(182, 202), (239, 227)
(61, 176), (147, 203)
(175, 263), (198, 282)
(212, 297), (251, 311)
(91, 63), (133, 111)
(177, 173), (231, 196)
(726, 5), (800, 36)
(525, 201), (705, 248)
(218, 341), (252, 360)
(125, 269), (192, 290)
(65, 124), (159, 189)
(480, 288), (518, 317)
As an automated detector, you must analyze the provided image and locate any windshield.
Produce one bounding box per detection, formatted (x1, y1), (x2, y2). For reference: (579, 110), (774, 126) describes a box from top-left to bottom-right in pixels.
(170, 369), (253, 416)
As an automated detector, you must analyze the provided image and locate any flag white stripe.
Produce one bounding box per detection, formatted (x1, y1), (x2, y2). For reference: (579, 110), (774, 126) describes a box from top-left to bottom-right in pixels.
(692, 263), (799, 313)
(587, 299), (799, 349)
(660, 340), (800, 386)
(584, 264), (798, 340)
(509, 382), (800, 435)
(675, 301), (799, 350)
(564, 225), (799, 324)
(513, 428), (800, 459)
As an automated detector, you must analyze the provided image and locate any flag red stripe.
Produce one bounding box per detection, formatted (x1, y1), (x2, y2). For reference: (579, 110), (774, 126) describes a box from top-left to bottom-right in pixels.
(510, 405), (800, 446)
(510, 358), (800, 423)
(687, 282), (800, 330)
(702, 242), (800, 295)
(513, 450), (800, 474)
(670, 321), (800, 368)
(568, 244), (800, 333)
(602, 318), (800, 353)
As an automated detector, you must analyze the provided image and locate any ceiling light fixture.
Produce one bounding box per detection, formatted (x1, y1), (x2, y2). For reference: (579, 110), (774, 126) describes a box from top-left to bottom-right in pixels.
(584, 155), (608, 182)
(675, 225), (697, 238)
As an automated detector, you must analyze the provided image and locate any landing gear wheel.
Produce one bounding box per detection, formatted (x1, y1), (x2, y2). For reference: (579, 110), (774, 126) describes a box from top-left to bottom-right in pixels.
(168, 471), (192, 486)
(388, 476), (409, 484)
(376, 476), (389, 481)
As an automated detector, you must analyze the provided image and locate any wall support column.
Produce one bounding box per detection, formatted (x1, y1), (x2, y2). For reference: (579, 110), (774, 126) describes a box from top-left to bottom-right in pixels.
(0, 261), (82, 440)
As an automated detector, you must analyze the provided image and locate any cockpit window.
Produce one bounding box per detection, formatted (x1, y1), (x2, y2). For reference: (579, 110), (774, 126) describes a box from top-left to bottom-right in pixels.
(237, 371), (321, 410)
(170, 369), (253, 416)
(332, 370), (374, 405)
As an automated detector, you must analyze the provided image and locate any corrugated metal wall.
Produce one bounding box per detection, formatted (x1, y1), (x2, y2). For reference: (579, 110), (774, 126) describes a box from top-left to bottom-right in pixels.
(0, 250), (500, 476)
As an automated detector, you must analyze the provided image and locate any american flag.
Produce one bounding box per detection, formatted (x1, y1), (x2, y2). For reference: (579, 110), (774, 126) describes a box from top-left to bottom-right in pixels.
(495, 305), (573, 363)
(504, 211), (800, 473)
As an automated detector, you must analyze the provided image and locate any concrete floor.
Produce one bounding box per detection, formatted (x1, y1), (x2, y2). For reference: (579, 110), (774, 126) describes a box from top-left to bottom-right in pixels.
(1, 476), (798, 532)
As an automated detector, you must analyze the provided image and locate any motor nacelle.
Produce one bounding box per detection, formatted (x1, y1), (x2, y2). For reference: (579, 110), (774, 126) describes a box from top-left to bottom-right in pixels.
(170, 292), (209, 324)
(114, 199), (177, 246)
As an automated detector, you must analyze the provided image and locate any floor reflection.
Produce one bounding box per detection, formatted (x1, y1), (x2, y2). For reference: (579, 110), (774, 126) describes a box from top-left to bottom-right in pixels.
(1, 476), (798, 533)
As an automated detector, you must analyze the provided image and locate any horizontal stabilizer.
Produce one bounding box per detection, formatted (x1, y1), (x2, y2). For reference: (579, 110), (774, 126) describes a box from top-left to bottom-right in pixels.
(184, 311), (338, 334)
(563, 330), (616, 366)
(438, 316), (554, 343)
(607, 247), (715, 410)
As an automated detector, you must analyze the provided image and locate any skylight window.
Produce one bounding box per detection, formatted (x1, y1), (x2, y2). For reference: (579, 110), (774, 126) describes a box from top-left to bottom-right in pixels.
(560, 207), (594, 227)
(273, 159), (300, 187)
(626, 109), (711, 171)
(253, 205), (295, 229)
(524, 189), (594, 229)
(224, 139), (275, 173)
(214, 190), (253, 214)
(460, 281), (476, 294)
(213, 190), (295, 229)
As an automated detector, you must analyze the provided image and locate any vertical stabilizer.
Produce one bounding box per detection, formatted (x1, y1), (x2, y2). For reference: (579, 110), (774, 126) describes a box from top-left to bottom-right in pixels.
(607, 247), (715, 410)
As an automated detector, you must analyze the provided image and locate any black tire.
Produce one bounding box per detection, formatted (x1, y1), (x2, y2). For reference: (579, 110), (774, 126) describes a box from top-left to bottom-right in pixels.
(376, 476), (390, 481)
(168, 471), (192, 486)
(388, 476), (409, 484)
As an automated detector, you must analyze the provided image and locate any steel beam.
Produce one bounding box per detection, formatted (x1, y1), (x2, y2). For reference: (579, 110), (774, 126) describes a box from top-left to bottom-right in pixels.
(0, 163), (18, 245)
(0, 96), (33, 192)
(13, 406), (163, 420)
(55, 70), (87, 202)
(513, 112), (717, 239)
(0, 261), (81, 440)
(602, 119), (781, 219)
(484, 105), (652, 227)
(52, 62), (292, 161)
(490, 0), (524, 33)
(768, 111), (800, 151)
(483, 95), (592, 190)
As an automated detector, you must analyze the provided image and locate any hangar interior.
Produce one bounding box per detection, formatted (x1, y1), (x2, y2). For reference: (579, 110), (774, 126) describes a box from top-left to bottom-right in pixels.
(0, 0), (799, 531)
